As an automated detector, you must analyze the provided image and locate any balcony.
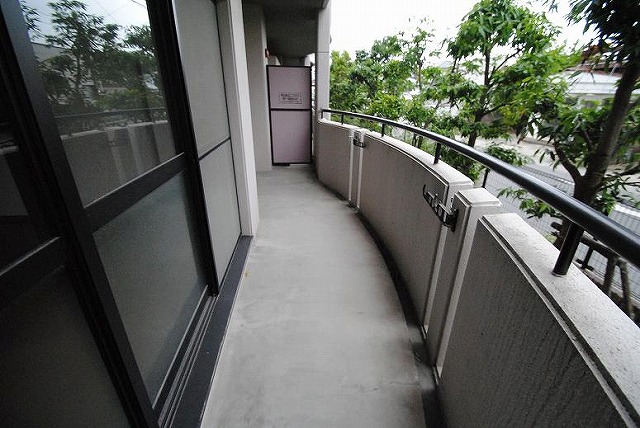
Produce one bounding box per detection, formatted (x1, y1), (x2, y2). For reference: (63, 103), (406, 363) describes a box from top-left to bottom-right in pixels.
(199, 117), (640, 426)
(202, 165), (429, 426)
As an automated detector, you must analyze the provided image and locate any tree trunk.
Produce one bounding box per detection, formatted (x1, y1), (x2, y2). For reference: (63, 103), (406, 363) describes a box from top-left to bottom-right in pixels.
(467, 110), (485, 148)
(554, 58), (640, 249)
(575, 58), (640, 207)
(467, 51), (491, 149)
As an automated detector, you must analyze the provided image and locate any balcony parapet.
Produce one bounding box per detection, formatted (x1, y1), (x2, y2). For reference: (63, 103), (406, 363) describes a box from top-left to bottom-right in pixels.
(321, 109), (640, 275)
(316, 116), (640, 426)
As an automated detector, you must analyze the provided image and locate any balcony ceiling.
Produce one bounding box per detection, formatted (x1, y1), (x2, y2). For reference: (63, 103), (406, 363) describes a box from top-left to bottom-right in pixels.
(244, 0), (328, 58)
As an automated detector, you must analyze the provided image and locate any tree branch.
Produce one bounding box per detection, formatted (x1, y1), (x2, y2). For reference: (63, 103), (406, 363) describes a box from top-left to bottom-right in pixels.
(555, 145), (583, 182)
(483, 49), (491, 88)
(484, 102), (509, 115)
(605, 163), (640, 179)
(581, 128), (594, 149)
(628, 96), (640, 111)
(490, 49), (521, 77)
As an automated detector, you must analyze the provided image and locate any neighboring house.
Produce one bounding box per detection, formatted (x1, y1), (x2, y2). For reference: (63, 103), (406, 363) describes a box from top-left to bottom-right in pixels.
(563, 68), (640, 102)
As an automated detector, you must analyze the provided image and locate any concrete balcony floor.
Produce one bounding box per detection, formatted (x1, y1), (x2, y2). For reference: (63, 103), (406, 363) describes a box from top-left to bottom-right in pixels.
(201, 165), (427, 427)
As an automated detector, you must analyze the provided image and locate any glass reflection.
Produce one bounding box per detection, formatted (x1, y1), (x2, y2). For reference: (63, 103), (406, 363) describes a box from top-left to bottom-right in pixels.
(22, 0), (177, 204)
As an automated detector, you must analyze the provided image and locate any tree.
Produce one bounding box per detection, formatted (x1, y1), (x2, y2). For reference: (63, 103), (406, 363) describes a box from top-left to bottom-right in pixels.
(26, 2), (165, 116)
(20, 1), (41, 39)
(44, 0), (120, 110)
(329, 51), (365, 113)
(506, 0), (640, 249)
(329, 25), (442, 134)
(94, 24), (165, 112)
(351, 35), (413, 120)
(445, 0), (568, 148)
(551, 0), (640, 209)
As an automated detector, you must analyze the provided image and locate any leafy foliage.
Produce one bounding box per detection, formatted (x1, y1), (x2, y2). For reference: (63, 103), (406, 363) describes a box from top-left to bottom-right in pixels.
(23, 1), (163, 116)
(43, 0), (120, 109)
(498, 188), (560, 218)
(328, 0), (639, 222)
(486, 144), (529, 166)
(445, 0), (570, 148)
(537, 99), (640, 213)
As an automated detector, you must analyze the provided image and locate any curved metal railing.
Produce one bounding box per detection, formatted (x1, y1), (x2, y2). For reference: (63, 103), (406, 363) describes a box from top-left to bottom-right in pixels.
(321, 108), (640, 275)
(55, 107), (167, 134)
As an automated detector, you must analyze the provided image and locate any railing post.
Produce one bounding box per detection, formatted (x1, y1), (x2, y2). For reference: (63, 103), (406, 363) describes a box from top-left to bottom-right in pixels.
(381, 123), (386, 137)
(434, 143), (441, 164)
(482, 169), (490, 188)
(553, 223), (584, 276)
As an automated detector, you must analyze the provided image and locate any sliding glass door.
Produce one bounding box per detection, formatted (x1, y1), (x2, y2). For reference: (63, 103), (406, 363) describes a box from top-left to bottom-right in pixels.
(0, 0), (243, 425)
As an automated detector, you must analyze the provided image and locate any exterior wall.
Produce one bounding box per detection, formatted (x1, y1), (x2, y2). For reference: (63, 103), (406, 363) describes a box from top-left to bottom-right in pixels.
(316, 119), (473, 321)
(315, 120), (356, 199)
(440, 213), (640, 426)
(243, 4), (272, 172)
(217, 0), (260, 235)
(357, 132), (472, 321)
(315, 0), (331, 118)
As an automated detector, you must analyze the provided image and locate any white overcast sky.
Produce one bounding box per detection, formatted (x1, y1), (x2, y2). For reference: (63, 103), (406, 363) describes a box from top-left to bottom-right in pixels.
(329, 0), (592, 59)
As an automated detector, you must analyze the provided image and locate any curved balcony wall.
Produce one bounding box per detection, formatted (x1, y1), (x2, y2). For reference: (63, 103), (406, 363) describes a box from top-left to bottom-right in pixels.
(316, 118), (640, 426)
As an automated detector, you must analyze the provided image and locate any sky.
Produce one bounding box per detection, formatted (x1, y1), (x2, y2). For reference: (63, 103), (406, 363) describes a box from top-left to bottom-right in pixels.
(329, 0), (593, 59)
(25, 0), (150, 41)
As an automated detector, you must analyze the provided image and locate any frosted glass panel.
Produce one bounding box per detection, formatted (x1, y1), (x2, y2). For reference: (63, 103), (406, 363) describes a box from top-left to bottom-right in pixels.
(174, 0), (230, 154)
(200, 141), (241, 283)
(271, 110), (312, 163)
(0, 270), (129, 427)
(94, 173), (207, 402)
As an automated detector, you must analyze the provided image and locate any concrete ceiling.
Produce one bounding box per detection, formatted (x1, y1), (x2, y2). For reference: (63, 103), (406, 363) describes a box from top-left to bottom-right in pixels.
(244, 0), (328, 58)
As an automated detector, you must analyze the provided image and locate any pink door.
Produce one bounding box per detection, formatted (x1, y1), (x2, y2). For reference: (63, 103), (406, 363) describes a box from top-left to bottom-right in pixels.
(267, 66), (312, 164)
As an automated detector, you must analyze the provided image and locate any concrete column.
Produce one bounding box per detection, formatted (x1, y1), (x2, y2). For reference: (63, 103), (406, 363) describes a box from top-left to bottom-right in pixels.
(243, 4), (271, 172)
(217, 0), (260, 235)
(315, 0), (331, 119)
(426, 188), (502, 365)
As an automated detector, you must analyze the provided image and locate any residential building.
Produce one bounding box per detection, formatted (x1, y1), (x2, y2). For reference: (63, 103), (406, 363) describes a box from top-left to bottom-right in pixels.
(0, 0), (638, 427)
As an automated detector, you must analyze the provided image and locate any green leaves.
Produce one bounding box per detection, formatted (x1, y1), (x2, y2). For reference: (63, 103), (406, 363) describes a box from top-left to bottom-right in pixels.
(444, 0), (565, 147)
(329, 25), (434, 120)
(486, 144), (529, 166)
(568, 0), (640, 64)
(448, 0), (556, 61)
(25, 1), (161, 114)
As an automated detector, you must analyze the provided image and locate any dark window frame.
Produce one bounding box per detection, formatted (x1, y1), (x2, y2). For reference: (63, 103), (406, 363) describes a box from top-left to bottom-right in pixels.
(0, 0), (231, 425)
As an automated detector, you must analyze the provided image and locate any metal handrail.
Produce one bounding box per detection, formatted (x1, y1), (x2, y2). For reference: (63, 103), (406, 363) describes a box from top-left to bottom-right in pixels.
(55, 107), (166, 120)
(321, 108), (640, 274)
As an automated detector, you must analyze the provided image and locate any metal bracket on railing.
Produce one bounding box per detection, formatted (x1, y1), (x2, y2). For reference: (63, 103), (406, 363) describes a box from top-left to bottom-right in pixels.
(352, 131), (366, 148)
(422, 185), (458, 231)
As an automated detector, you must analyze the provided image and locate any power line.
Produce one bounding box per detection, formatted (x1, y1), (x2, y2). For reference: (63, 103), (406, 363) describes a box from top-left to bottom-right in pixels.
(93, 0), (117, 21)
(128, 0), (147, 10)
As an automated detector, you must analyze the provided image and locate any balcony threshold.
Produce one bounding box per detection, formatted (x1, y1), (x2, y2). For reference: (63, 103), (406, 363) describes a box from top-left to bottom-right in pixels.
(201, 165), (429, 427)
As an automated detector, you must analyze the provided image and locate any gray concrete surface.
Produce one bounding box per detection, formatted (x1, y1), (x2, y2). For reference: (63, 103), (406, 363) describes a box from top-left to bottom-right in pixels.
(201, 165), (426, 428)
(440, 213), (640, 426)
